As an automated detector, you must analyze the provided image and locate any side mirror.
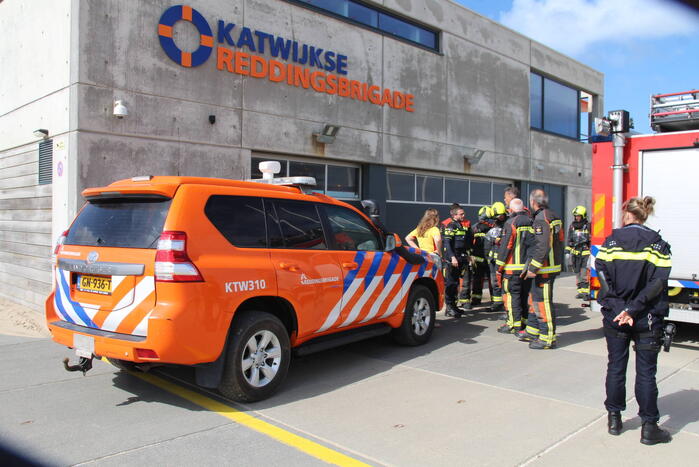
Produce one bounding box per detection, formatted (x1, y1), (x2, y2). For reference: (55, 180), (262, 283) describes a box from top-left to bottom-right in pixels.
(385, 233), (400, 251)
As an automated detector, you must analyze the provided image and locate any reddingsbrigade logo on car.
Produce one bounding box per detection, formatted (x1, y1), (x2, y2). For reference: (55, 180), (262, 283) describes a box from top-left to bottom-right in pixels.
(300, 273), (339, 286)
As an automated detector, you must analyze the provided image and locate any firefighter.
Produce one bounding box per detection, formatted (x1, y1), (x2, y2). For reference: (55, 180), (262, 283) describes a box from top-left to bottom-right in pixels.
(471, 206), (494, 307)
(566, 205), (591, 299)
(485, 201), (508, 311)
(518, 189), (564, 349)
(595, 196), (672, 445)
(495, 198), (533, 332)
(443, 205), (474, 316)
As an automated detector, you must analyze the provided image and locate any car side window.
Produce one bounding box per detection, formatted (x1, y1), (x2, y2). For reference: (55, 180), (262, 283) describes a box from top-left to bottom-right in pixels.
(273, 200), (327, 249)
(204, 195), (267, 248)
(323, 205), (382, 251)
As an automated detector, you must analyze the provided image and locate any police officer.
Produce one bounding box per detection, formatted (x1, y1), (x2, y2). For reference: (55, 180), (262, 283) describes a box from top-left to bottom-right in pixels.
(518, 189), (564, 349)
(471, 206), (494, 307)
(495, 198), (532, 333)
(566, 205), (591, 299)
(596, 196), (672, 445)
(443, 205), (474, 316)
(485, 202), (508, 312)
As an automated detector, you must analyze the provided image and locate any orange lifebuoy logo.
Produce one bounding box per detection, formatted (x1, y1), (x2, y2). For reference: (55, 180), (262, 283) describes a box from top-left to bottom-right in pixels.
(158, 5), (213, 67)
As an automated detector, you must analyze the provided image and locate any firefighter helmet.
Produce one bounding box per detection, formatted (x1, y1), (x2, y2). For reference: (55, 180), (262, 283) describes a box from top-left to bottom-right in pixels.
(572, 205), (587, 217)
(478, 205), (492, 220)
(492, 201), (507, 216)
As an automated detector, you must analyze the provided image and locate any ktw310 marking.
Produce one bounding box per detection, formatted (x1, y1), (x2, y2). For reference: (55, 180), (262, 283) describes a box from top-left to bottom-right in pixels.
(225, 279), (267, 293)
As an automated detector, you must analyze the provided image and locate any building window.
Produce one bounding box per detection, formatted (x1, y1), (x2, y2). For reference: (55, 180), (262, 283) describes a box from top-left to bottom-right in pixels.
(38, 139), (53, 185)
(289, 0), (439, 52)
(530, 72), (581, 140)
(387, 171), (507, 206)
(251, 156), (360, 199)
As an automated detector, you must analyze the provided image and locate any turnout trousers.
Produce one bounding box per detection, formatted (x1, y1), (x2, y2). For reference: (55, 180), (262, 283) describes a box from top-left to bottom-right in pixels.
(446, 256), (471, 308)
(571, 254), (589, 295)
(488, 262), (503, 305)
(524, 276), (557, 344)
(471, 261), (491, 305)
(502, 274), (531, 329)
(603, 313), (663, 423)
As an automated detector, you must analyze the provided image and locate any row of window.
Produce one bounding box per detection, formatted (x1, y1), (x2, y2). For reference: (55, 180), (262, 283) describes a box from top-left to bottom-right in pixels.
(530, 72), (580, 140)
(387, 171), (509, 206)
(287, 0), (439, 51)
(251, 157), (360, 199)
(206, 195), (382, 251)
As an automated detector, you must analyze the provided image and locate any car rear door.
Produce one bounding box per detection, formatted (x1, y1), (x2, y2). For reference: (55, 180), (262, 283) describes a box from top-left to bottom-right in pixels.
(54, 196), (170, 337)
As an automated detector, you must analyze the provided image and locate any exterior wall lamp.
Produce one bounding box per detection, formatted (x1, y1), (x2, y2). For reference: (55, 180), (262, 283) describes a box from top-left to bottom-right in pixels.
(33, 129), (49, 139)
(463, 148), (484, 164)
(314, 124), (340, 144)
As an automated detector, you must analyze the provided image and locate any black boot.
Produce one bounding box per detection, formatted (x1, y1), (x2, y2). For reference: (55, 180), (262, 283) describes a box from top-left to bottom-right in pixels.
(640, 422), (671, 445)
(607, 411), (622, 436)
(445, 304), (463, 318)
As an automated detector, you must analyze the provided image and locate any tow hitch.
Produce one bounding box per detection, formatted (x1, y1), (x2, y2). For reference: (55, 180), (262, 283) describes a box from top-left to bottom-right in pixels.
(63, 356), (93, 375)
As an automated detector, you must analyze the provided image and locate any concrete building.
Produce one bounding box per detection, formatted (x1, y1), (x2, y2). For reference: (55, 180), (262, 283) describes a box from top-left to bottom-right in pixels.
(0, 0), (603, 310)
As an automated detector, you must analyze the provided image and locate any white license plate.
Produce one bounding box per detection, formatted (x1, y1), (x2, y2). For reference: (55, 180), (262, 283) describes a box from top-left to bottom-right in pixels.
(73, 334), (94, 358)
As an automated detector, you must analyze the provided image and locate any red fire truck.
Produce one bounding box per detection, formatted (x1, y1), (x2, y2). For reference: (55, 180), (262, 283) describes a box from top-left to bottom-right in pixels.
(589, 90), (699, 324)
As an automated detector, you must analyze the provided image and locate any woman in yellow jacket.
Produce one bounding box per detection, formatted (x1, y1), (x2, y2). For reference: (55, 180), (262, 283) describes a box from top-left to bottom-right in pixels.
(405, 208), (442, 254)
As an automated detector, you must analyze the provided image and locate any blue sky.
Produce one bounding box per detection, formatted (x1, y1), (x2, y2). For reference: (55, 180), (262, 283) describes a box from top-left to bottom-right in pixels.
(455, 0), (699, 134)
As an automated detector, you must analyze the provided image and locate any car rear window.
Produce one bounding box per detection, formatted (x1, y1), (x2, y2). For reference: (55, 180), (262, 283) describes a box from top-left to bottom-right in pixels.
(205, 196), (267, 248)
(65, 198), (171, 248)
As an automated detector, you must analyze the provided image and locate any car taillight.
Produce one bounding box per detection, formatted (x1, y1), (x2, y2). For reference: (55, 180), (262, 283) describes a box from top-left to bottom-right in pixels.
(154, 231), (203, 282)
(53, 230), (68, 255)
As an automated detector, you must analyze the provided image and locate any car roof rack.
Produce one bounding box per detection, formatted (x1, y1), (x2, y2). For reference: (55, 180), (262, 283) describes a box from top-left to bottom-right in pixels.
(245, 176), (318, 194)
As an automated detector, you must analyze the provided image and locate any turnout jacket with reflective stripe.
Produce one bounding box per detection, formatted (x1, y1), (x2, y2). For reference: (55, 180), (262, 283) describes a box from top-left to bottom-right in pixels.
(527, 208), (564, 275)
(496, 211), (532, 273)
(443, 219), (473, 259)
(595, 224), (671, 318)
(472, 221), (492, 262)
(566, 219), (590, 256)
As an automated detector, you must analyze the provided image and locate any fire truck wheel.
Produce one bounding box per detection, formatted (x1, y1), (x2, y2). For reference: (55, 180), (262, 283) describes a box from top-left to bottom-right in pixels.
(219, 311), (291, 402)
(392, 284), (435, 346)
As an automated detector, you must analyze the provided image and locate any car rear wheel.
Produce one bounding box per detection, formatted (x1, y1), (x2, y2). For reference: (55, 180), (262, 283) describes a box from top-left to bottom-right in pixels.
(391, 284), (435, 346)
(219, 311), (290, 402)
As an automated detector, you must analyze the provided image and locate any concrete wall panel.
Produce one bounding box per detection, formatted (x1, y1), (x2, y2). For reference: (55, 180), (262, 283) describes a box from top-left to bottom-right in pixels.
(531, 43), (603, 95)
(79, 0), (244, 108)
(77, 85), (242, 147)
(382, 38), (447, 141)
(76, 133), (248, 195)
(0, 89), (71, 152)
(0, 1), (71, 115)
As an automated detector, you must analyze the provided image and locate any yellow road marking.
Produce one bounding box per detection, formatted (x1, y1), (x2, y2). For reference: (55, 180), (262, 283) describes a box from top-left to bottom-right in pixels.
(129, 370), (371, 467)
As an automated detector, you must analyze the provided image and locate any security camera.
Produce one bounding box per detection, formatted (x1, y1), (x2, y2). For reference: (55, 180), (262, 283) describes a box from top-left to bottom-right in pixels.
(113, 100), (128, 118)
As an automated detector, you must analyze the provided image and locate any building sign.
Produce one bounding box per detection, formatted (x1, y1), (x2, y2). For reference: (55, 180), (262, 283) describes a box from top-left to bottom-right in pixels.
(158, 5), (415, 112)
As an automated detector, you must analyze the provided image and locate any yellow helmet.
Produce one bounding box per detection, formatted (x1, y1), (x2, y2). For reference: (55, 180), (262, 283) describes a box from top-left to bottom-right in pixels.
(492, 201), (507, 216)
(572, 205), (587, 217)
(478, 205), (492, 220)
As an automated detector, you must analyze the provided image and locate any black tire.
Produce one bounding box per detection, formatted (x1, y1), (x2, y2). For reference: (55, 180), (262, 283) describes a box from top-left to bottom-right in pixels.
(218, 311), (291, 402)
(391, 284), (436, 346)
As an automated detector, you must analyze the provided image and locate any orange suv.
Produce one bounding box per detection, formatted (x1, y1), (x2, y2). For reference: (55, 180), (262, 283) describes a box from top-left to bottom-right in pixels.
(46, 173), (444, 401)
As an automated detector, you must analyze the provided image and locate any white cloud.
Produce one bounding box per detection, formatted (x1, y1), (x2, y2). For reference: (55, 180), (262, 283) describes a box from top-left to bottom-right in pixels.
(499, 0), (699, 56)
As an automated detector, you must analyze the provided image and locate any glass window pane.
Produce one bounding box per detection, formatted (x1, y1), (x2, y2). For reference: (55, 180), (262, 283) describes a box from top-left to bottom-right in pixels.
(275, 201), (327, 249)
(546, 184), (564, 217)
(348, 1), (378, 27)
(530, 73), (542, 129)
(302, 0), (348, 16)
(417, 28), (437, 49)
(251, 157), (287, 178)
(470, 181), (491, 205)
(289, 161), (325, 193)
(543, 78), (578, 138)
(387, 172), (415, 201)
(416, 175), (443, 202)
(444, 178), (469, 204)
(324, 204), (381, 251)
(65, 198), (170, 249)
(205, 196), (267, 248)
(492, 183), (508, 204)
(327, 165), (359, 199)
(379, 13), (418, 42)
